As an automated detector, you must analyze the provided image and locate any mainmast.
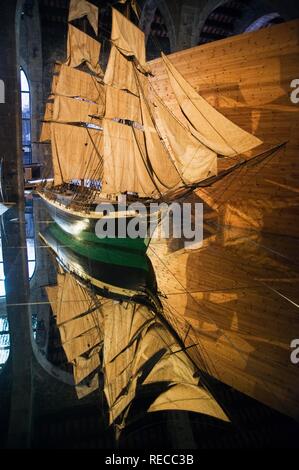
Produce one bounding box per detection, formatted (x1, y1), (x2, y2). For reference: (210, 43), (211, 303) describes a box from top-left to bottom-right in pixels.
(40, 0), (265, 200)
(101, 7), (253, 198)
(101, 8), (184, 198)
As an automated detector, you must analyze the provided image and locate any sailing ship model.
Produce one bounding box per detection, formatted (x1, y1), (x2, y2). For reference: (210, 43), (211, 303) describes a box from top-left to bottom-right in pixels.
(40, 222), (158, 305)
(41, 224), (230, 440)
(38, 0), (272, 254)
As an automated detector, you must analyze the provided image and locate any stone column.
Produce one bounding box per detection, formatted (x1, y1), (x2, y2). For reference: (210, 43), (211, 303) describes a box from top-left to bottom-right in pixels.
(0, 0), (24, 203)
(2, 204), (32, 449)
(0, 0), (32, 448)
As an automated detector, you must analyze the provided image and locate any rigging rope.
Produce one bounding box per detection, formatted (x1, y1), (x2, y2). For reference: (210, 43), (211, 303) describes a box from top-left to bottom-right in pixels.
(147, 243), (289, 411)
(132, 64), (183, 191)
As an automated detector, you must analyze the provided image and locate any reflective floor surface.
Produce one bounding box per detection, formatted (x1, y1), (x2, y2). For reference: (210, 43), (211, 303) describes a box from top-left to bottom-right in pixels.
(0, 192), (299, 449)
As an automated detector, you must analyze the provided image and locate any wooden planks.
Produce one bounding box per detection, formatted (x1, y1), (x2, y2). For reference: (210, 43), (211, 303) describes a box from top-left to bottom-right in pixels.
(149, 20), (299, 236)
(148, 20), (299, 420)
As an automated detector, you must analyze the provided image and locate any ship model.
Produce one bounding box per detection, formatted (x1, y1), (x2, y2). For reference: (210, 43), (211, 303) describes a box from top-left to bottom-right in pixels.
(38, 0), (282, 254)
(40, 221), (158, 305)
(41, 224), (230, 441)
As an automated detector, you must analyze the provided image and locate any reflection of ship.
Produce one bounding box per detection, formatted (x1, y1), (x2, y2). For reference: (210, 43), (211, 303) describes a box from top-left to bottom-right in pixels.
(37, 1), (277, 254)
(40, 222), (158, 305)
(40, 224), (229, 441)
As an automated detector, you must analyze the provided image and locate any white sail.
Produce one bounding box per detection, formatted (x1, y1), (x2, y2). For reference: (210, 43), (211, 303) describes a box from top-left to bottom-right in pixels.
(46, 272), (104, 330)
(102, 119), (159, 197)
(161, 52), (263, 157)
(103, 302), (155, 364)
(45, 285), (59, 312)
(73, 347), (101, 384)
(46, 273), (102, 327)
(45, 268), (229, 427)
(66, 24), (103, 76)
(104, 8), (148, 96)
(51, 122), (103, 185)
(154, 99), (218, 185)
(111, 8), (146, 68)
(51, 63), (61, 95)
(105, 85), (141, 124)
(52, 95), (102, 124)
(62, 327), (101, 362)
(59, 310), (103, 344)
(54, 64), (105, 106)
(104, 45), (140, 97)
(103, 302), (156, 423)
(148, 383), (229, 419)
(39, 99), (54, 142)
(41, 64), (105, 149)
(46, 273), (104, 388)
(39, 122), (51, 143)
(139, 92), (183, 193)
(69, 0), (99, 35)
(101, 299), (229, 425)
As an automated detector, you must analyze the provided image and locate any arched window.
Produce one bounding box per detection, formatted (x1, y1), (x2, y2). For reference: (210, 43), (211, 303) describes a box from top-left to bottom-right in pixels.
(0, 201), (36, 299)
(0, 199), (36, 370)
(20, 68), (32, 165)
(0, 316), (9, 372)
(244, 13), (284, 33)
(198, 1), (285, 45)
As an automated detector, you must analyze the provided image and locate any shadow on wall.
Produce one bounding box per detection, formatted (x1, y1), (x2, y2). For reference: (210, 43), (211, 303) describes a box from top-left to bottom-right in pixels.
(148, 20), (299, 421)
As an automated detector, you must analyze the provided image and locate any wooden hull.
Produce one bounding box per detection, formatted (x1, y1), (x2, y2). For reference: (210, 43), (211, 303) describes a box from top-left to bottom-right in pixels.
(39, 191), (159, 254)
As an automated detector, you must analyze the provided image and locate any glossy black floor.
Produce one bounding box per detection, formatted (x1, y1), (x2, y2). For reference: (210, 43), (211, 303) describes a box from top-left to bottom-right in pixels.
(0, 195), (298, 449)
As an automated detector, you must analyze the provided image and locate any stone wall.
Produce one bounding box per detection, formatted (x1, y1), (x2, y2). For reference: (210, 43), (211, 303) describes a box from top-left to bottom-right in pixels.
(20, 0), (44, 164)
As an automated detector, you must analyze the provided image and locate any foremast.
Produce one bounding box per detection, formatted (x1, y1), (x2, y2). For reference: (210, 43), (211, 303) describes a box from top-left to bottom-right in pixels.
(40, 1), (105, 190)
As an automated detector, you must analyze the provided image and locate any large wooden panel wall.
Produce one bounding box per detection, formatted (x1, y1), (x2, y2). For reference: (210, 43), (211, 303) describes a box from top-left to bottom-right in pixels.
(150, 19), (299, 237)
(148, 21), (299, 420)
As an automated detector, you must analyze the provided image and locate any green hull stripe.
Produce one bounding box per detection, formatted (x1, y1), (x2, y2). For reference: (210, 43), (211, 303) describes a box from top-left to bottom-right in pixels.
(76, 230), (149, 253)
(49, 224), (149, 272)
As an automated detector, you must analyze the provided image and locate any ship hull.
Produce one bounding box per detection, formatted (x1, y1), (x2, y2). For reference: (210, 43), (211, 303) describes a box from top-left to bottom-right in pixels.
(39, 191), (159, 254)
(40, 223), (160, 309)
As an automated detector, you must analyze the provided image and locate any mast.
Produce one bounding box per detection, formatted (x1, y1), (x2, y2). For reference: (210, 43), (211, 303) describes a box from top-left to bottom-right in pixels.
(80, 16), (88, 191)
(45, 266), (229, 432)
(40, 1), (104, 187)
(101, 8), (185, 198)
(40, 1), (266, 199)
(124, 0), (130, 21)
(101, 7), (250, 198)
(42, 225), (229, 435)
(46, 272), (104, 388)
